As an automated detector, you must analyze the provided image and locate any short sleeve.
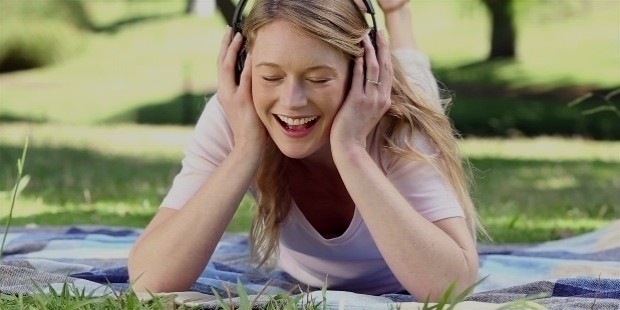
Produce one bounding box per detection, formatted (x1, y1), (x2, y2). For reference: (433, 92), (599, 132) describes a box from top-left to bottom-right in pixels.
(160, 95), (235, 210)
(393, 48), (442, 110)
(376, 131), (464, 222)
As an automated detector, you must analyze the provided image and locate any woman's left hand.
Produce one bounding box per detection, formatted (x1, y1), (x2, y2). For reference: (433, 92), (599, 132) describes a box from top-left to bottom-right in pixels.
(330, 32), (393, 150)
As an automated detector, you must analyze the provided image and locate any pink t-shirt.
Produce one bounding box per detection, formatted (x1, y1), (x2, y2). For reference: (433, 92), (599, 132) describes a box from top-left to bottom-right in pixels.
(161, 49), (464, 295)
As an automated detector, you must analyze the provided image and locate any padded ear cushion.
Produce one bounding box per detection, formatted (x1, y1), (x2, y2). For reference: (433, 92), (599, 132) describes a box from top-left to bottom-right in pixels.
(231, 0), (377, 85)
(234, 24), (246, 85)
(369, 29), (377, 51)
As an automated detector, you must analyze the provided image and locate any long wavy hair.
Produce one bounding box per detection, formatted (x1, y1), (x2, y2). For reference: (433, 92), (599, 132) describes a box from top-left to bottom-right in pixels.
(243, 0), (485, 267)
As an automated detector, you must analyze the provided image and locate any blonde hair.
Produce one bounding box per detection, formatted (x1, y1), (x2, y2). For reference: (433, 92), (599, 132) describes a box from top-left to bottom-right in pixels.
(244, 0), (484, 267)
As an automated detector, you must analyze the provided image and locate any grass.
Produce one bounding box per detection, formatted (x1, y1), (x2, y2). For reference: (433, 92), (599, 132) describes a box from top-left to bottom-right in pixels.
(1, 2), (616, 309)
(1, 123), (618, 243)
(0, 1), (618, 124)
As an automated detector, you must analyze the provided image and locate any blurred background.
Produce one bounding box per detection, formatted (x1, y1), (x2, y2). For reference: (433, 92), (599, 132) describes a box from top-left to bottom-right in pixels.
(0, 0), (618, 243)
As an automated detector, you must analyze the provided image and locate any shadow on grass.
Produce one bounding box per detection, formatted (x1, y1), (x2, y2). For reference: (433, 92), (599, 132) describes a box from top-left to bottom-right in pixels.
(1, 141), (618, 239)
(469, 157), (619, 242)
(0, 210), (152, 228)
(468, 157), (619, 215)
(93, 13), (182, 34)
(0, 142), (253, 230)
(0, 113), (47, 124)
(448, 92), (620, 140)
(103, 86), (620, 140)
(104, 92), (215, 125)
(0, 144), (181, 208)
(434, 59), (613, 99)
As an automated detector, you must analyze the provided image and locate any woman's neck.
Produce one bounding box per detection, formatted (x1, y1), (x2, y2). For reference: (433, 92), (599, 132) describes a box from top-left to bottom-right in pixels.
(293, 143), (336, 171)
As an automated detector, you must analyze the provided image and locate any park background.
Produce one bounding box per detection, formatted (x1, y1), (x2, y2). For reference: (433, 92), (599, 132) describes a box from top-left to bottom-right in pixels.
(0, 0), (618, 244)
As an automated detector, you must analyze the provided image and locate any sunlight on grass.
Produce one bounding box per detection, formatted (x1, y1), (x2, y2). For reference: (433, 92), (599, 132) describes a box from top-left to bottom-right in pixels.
(0, 123), (192, 159)
(460, 137), (620, 162)
(1, 15), (224, 124)
(1, 123), (618, 242)
(1, 2), (618, 124)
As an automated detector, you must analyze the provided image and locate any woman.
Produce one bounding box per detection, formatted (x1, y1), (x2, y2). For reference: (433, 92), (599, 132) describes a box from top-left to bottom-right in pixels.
(128, 0), (482, 301)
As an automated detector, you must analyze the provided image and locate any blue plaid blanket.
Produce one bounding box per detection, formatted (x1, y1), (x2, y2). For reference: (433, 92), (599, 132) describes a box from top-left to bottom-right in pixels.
(1, 221), (619, 309)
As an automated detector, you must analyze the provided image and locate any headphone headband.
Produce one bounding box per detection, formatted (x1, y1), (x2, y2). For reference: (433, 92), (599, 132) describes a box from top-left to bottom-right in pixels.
(232, 0), (377, 34)
(231, 0), (378, 84)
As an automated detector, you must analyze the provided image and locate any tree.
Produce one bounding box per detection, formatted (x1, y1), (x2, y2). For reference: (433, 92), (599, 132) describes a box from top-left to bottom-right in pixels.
(480, 0), (517, 60)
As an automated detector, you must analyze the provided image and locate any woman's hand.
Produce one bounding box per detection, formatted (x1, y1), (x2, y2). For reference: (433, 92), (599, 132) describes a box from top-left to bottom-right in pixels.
(354, 0), (409, 14)
(377, 0), (410, 14)
(330, 32), (393, 151)
(217, 27), (267, 151)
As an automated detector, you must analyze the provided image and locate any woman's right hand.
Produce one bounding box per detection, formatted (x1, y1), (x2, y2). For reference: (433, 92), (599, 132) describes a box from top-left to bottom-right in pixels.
(217, 27), (267, 152)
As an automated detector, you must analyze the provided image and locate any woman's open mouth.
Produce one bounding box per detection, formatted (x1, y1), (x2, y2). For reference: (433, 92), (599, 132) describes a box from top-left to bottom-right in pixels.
(274, 114), (320, 138)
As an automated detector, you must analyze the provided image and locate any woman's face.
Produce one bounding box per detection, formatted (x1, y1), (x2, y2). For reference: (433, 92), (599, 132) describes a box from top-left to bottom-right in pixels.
(251, 20), (350, 160)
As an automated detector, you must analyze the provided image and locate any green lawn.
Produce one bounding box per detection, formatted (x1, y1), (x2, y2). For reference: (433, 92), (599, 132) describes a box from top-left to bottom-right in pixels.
(1, 123), (618, 243)
(1, 1), (618, 124)
(0, 1), (618, 244)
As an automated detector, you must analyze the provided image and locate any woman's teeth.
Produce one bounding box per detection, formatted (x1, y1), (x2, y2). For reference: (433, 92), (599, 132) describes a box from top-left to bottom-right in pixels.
(276, 115), (318, 126)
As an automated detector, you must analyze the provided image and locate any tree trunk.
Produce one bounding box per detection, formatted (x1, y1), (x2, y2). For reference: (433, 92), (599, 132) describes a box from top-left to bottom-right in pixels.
(216, 0), (237, 26)
(481, 0), (517, 60)
(185, 0), (195, 14)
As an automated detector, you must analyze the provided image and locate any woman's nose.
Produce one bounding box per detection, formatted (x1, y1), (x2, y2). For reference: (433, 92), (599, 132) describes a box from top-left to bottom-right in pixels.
(281, 79), (307, 109)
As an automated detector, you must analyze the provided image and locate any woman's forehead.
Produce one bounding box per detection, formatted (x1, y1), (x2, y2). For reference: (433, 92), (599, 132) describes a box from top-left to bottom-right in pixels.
(252, 20), (347, 66)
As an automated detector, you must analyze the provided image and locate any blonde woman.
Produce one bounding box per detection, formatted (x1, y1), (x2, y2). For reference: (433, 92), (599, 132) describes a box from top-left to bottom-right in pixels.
(129, 0), (482, 301)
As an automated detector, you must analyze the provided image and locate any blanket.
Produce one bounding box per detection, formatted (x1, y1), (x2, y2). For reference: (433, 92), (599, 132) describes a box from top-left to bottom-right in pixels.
(1, 221), (619, 309)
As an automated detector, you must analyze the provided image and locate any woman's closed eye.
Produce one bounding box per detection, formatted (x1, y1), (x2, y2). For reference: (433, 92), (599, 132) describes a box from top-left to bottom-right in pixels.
(307, 78), (332, 84)
(262, 76), (283, 82)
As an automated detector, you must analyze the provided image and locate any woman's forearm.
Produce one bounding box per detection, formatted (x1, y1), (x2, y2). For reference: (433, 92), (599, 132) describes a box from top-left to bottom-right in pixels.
(128, 144), (261, 292)
(384, 5), (417, 50)
(331, 144), (478, 301)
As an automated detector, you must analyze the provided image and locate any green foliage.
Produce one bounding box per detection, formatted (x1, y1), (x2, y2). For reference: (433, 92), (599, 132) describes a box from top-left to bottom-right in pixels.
(568, 89), (620, 118)
(0, 282), (193, 310)
(1, 125), (617, 243)
(212, 278), (316, 310)
(0, 20), (86, 72)
(419, 277), (484, 310)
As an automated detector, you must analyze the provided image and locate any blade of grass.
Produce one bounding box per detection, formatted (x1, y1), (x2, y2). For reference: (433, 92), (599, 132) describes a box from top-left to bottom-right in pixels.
(0, 137), (29, 258)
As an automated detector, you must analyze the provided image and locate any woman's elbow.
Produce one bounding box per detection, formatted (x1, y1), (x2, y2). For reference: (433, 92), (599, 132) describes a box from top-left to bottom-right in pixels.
(408, 256), (479, 302)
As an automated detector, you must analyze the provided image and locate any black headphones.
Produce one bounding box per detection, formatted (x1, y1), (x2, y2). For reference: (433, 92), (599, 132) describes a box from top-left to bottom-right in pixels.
(231, 0), (378, 84)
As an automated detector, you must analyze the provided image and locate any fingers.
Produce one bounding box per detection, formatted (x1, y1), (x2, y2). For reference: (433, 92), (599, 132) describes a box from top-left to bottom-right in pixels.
(350, 55), (365, 96)
(376, 31), (393, 92)
(238, 53), (252, 91)
(218, 27), (233, 69)
(362, 35), (380, 92)
(220, 31), (245, 87)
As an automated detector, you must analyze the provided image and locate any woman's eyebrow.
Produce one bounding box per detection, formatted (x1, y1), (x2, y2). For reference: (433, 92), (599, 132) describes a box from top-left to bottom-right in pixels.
(255, 63), (338, 74)
(305, 65), (338, 73)
(255, 62), (280, 68)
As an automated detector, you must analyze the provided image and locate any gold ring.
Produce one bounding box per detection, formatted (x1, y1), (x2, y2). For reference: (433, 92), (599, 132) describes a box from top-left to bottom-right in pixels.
(366, 79), (381, 86)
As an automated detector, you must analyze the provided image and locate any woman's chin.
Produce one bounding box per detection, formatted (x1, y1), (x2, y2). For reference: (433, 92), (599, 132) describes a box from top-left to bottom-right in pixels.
(276, 146), (313, 159)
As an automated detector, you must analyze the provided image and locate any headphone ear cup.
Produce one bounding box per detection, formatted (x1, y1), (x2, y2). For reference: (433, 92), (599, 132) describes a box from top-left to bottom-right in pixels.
(369, 29), (377, 52)
(235, 41), (247, 85)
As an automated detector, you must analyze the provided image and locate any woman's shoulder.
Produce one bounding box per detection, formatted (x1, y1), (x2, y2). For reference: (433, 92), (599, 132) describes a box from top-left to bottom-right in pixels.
(367, 121), (438, 172)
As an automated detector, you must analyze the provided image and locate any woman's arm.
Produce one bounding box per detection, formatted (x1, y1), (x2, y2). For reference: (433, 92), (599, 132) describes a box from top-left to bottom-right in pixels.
(128, 29), (265, 292)
(332, 143), (478, 301)
(128, 142), (261, 292)
(331, 32), (478, 301)
(380, 0), (417, 50)
(382, 0), (443, 110)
